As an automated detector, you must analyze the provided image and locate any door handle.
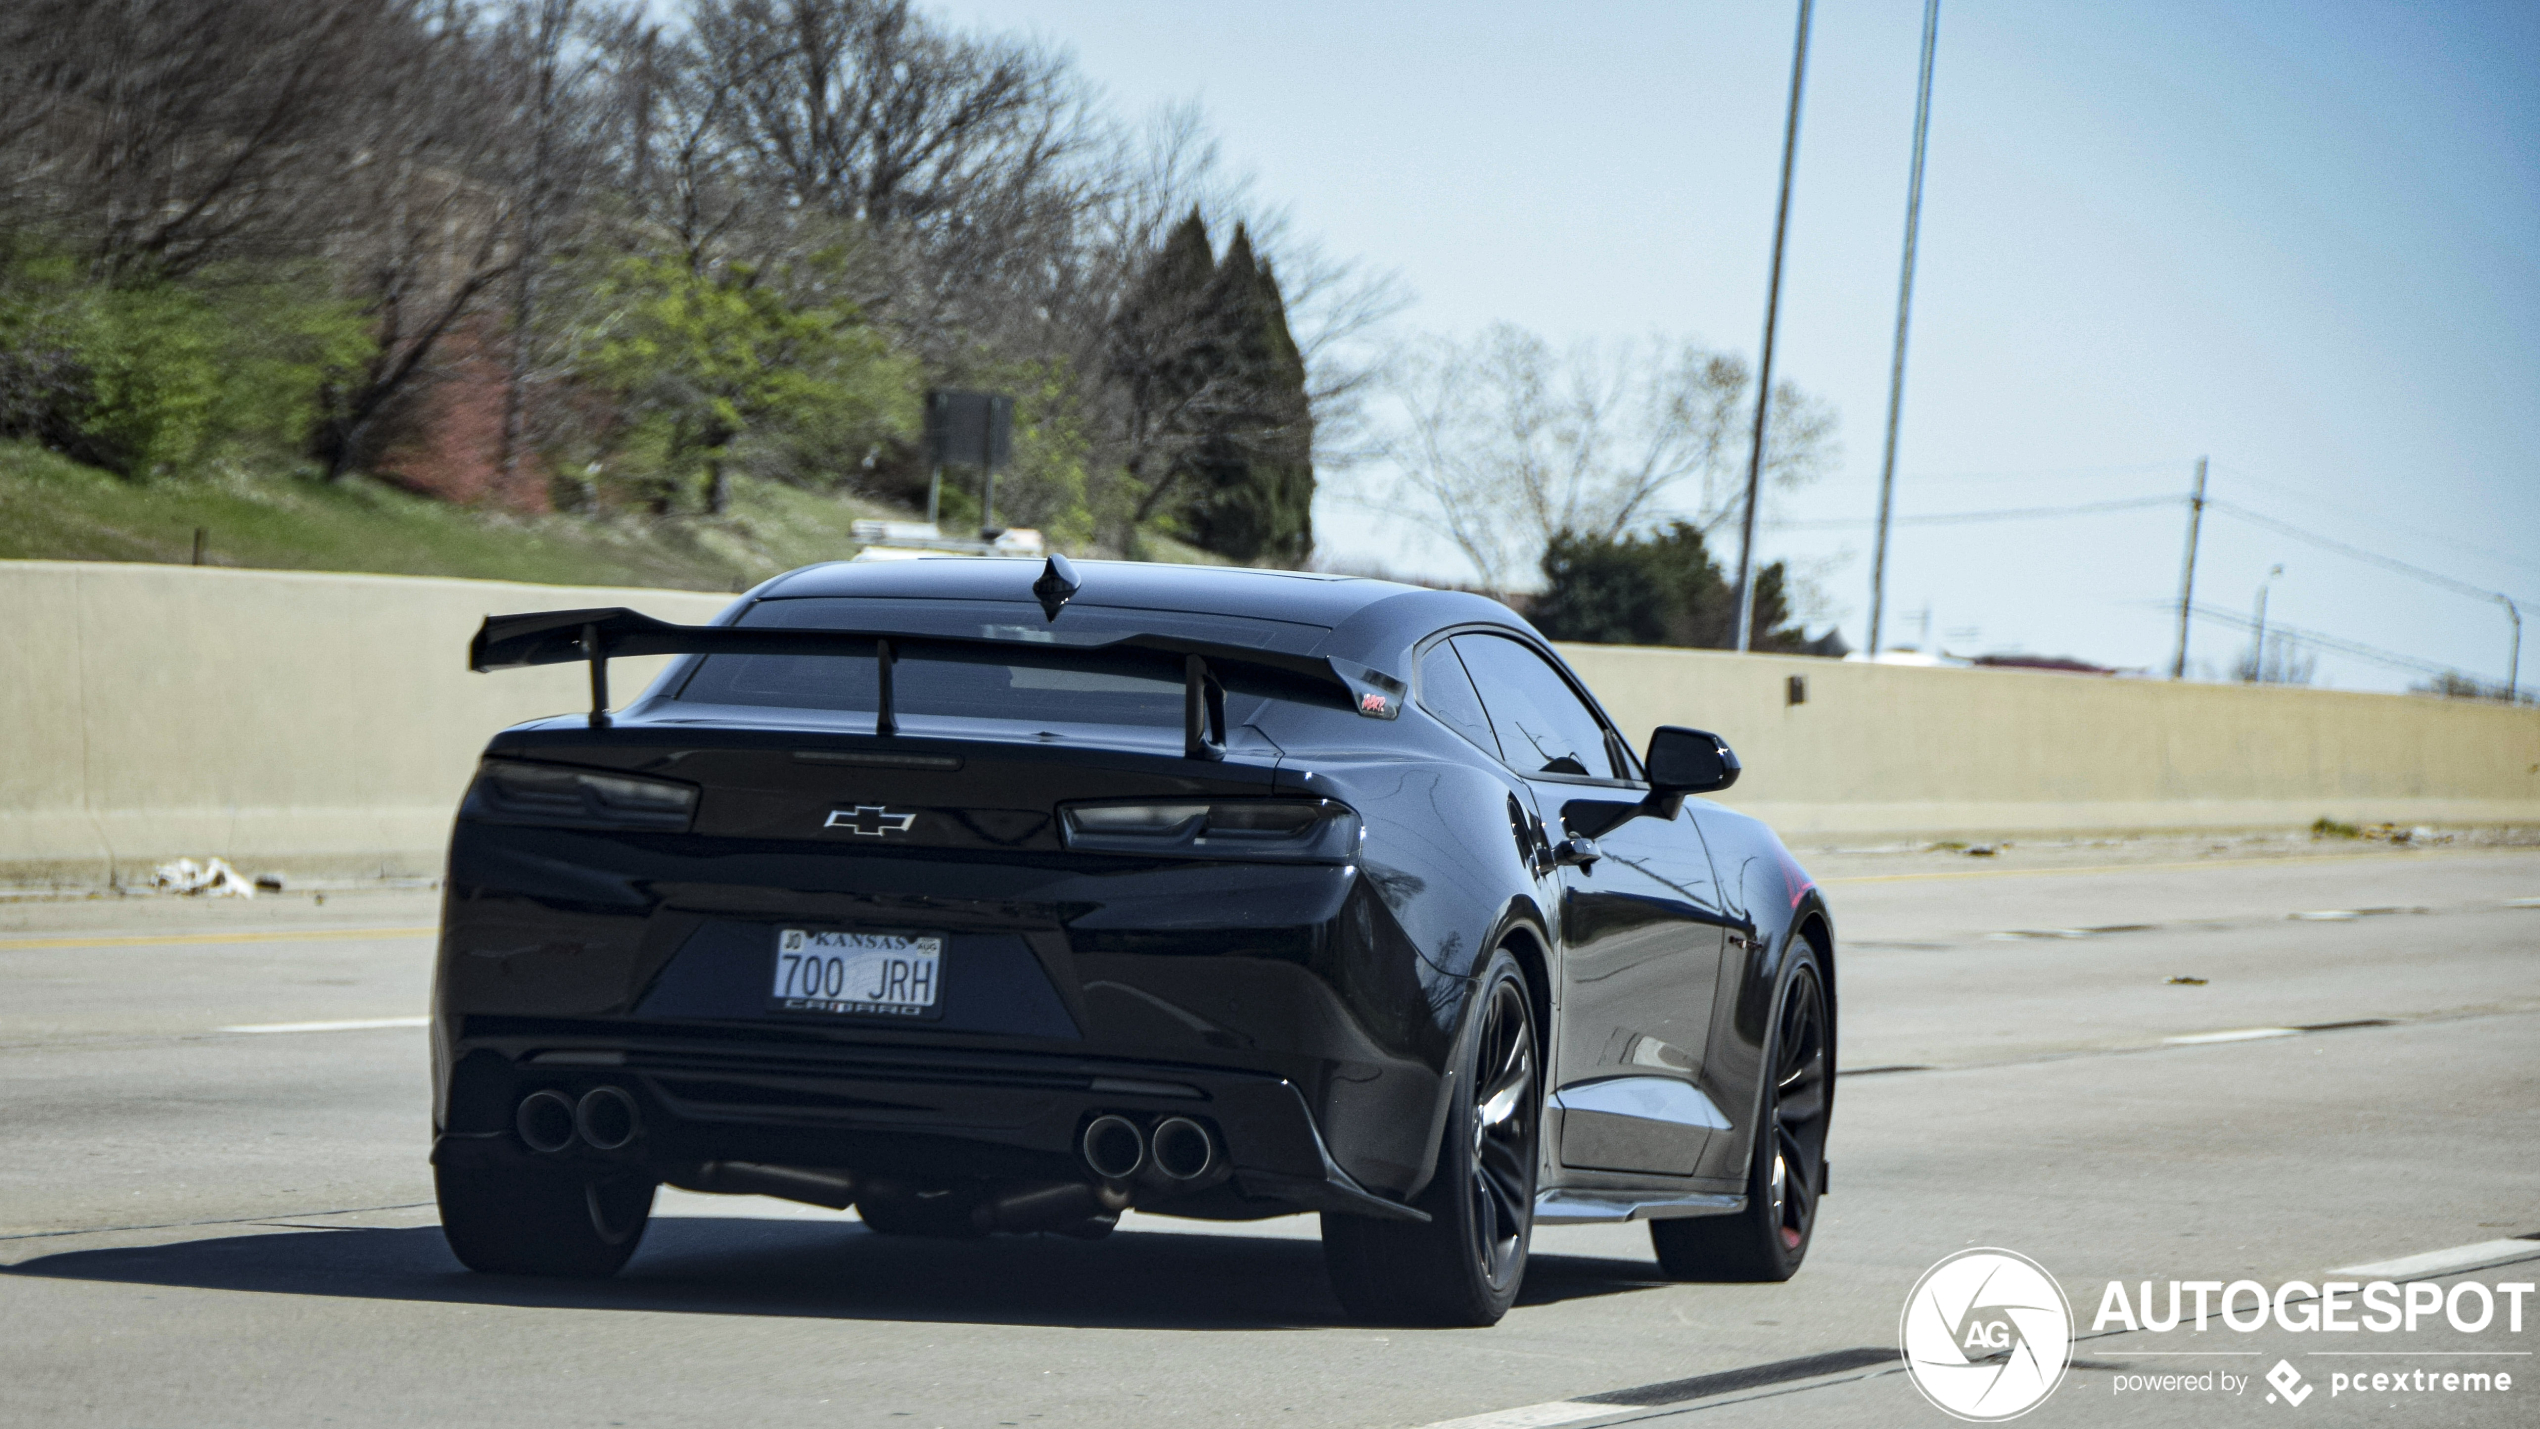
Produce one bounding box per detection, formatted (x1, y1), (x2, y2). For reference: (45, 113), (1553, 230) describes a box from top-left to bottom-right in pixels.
(1552, 836), (1601, 869)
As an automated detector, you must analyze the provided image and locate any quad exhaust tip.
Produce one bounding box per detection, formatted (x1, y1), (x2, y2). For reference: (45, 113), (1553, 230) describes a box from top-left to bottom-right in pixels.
(1080, 1114), (1145, 1180)
(1150, 1116), (1214, 1181)
(515, 1086), (642, 1153)
(576, 1085), (641, 1151)
(515, 1089), (577, 1153)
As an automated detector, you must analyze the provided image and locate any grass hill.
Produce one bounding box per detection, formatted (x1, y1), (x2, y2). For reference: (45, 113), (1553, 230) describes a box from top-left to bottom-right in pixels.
(0, 440), (1222, 590)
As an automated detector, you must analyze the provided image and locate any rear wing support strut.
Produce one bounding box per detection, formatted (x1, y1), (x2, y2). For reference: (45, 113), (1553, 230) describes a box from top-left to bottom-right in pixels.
(1184, 656), (1226, 762)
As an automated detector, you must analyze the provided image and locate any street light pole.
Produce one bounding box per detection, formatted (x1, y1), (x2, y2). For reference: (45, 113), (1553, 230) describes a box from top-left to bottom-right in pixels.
(1733, 0), (1815, 653)
(2249, 564), (2283, 683)
(1866, 0), (1942, 658)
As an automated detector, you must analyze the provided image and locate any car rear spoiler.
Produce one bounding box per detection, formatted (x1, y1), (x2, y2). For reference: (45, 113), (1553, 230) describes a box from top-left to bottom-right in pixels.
(469, 606), (1406, 760)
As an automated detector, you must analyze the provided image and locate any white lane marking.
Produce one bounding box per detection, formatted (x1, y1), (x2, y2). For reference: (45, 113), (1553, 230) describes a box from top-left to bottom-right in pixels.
(2330, 1239), (2540, 1281)
(2507, 898), (2540, 909)
(1410, 1403), (1615, 1429)
(219, 1017), (428, 1034)
(2163, 1027), (2302, 1045)
(2291, 910), (2360, 921)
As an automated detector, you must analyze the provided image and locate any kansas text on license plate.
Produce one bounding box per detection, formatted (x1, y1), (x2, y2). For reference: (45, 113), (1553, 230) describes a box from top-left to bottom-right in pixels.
(771, 930), (944, 1018)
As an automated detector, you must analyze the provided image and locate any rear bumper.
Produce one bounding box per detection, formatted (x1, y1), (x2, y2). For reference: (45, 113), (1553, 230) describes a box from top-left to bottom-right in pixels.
(432, 1017), (1424, 1221)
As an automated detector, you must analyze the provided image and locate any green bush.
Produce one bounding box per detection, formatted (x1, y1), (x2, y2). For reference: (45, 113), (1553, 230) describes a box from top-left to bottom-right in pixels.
(0, 245), (369, 476)
(583, 252), (921, 513)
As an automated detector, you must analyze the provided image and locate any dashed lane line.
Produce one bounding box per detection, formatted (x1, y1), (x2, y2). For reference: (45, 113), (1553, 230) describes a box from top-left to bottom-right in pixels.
(2330, 1239), (2540, 1281)
(1405, 1350), (1903, 1429)
(2163, 1027), (2303, 1045)
(0, 926), (437, 952)
(1839, 1005), (2513, 1078)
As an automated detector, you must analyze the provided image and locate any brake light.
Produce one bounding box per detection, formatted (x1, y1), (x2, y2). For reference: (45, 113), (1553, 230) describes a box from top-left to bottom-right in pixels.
(1058, 799), (1359, 861)
(462, 760), (698, 832)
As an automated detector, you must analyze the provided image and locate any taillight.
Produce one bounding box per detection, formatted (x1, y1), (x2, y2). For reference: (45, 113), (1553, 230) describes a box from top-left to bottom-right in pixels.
(1058, 799), (1359, 861)
(461, 760), (698, 832)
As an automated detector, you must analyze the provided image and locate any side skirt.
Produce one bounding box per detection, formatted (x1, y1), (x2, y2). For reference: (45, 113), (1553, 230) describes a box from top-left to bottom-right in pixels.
(1533, 1188), (1745, 1224)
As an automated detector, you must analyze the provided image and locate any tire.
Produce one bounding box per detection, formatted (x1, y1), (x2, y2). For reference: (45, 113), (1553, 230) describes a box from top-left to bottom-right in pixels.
(436, 1162), (654, 1277)
(1323, 947), (1540, 1326)
(1651, 939), (1829, 1282)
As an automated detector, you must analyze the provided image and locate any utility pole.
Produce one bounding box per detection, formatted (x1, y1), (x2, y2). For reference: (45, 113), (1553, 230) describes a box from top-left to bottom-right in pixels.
(1867, 0), (1942, 658)
(1734, 0), (1815, 653)
(2169, 456), (2208, 679)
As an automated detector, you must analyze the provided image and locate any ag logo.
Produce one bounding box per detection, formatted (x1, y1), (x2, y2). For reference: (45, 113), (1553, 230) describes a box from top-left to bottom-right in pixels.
(1901, 1248), (2073, 1421)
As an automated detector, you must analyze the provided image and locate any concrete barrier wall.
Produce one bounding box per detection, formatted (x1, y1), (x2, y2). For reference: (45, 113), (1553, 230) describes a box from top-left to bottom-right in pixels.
(4, 562), (2533, 884)
(1559, 644), (2540, 839)
(1, 562), (729, 884)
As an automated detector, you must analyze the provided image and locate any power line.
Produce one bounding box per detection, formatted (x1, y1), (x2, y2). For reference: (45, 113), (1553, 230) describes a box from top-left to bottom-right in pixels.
(1890, 458), (2191, 485)
(2208, 464), (2540, 580)
(2201, 499), (2537, 609)
(2181, 601), (2458, 681)
(1772, 495), (2179, 531)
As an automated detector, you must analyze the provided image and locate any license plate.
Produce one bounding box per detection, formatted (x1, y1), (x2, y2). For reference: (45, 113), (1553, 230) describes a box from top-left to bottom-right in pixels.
(770, 929), (944, 1019)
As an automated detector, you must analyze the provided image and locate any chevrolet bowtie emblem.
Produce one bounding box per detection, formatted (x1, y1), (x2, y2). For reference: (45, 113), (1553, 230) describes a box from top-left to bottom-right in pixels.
(823, 805), (917, 837)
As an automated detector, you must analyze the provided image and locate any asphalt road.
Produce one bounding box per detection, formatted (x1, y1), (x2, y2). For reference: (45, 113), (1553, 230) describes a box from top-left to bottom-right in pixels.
(3, 842), (2535, 1428)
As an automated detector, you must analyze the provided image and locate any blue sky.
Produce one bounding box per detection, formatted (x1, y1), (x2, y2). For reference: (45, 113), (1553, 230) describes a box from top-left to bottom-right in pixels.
(940, 1), (2538, 691)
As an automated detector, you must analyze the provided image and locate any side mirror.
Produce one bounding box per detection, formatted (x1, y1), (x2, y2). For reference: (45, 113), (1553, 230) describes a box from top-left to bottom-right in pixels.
(1645, 726), (1740, 794)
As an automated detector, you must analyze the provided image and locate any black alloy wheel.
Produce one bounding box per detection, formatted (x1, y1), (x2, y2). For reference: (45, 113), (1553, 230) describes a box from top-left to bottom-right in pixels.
(436, 1164), (655, 1277)
(1651, 941), (1830, 1282)
(1323, 947), (1540, 1326)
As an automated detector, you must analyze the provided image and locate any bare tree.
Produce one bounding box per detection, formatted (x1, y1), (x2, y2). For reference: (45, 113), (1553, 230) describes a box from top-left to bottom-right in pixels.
(492, 0), (631, 488)
(682, 0), (1096, 351)
(312, 11), (529, 475)
(599, 20), (767, 271)
(0, 0), (426, 281)
(1368, 323), (1837, 592)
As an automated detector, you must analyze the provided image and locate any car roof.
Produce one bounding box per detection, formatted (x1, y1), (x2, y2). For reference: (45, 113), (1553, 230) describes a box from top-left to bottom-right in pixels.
(763, 557), (1412, 626)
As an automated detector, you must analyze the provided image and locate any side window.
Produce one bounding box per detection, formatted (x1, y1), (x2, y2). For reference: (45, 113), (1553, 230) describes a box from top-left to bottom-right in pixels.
(1450, 634), (1622, 780)
(1417, 642), (1499, 755)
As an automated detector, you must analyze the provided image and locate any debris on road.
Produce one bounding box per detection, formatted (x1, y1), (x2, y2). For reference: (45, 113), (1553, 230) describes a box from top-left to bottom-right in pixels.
(152, 857), (262, 898)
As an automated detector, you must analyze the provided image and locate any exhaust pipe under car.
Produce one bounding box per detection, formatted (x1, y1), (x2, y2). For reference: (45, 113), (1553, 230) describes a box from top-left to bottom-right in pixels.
(515, 1089), (577, 1153)
(673, 1161), (859, 1209)
(1149, 1116), (1215, 1181)
(972, 1180), (1133, 1236)
(1080, 1114), (1145, 1180)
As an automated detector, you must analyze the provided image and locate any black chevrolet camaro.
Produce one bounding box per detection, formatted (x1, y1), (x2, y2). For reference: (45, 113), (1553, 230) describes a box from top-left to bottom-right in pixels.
(432, 556), (1836, 1325)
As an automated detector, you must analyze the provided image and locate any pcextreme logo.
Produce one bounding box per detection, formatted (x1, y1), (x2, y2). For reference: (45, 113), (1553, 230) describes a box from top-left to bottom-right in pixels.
(1901, 1248), (2075, 1421)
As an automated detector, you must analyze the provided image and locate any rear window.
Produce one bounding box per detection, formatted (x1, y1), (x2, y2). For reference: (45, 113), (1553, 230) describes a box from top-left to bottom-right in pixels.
(670, 597), (1329, 734)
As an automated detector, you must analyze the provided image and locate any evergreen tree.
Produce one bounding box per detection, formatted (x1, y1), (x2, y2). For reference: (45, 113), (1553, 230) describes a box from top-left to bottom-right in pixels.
(1531, 522), (1842, 654)
(1181, 225), (1313, 564)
